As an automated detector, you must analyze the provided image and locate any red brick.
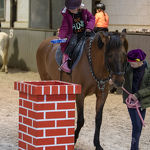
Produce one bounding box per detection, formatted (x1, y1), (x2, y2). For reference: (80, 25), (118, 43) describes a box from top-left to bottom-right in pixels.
(33, 138), (54, 145)
(46, 95), (66, 102)
(68, 128), (75, 135)
(52, 86), (58, 94)
(44, 86), (50, 95)
(33, 103), (55, 111)
(19, 132), (22, 139)
(57, 136), (74, 144)
(68, 145), (74, 150)
(46, 111), (66, 119)
(33, 86), (42, 95)
(19, 99), (23, 106)
(28, 127), (43, 137)
(20, 83), (24, 92)
(28, 144), (43, 150)
(33, 120), (55, 128)
(60, 86), (66, 94)
(28, 85), (32, 94)
(23, 134), (32, 143)
(68, 86), (73, 94)
(17, 82), (21, 91)
(19, 123), (27, 133)
(19, 107), (27, 116)
(19, 92), (27, 99)
(19, 140), (26, 149)
(75, 85), (81, 94)
(46, 129), (66, 136)
(25, 84), (28, 94)
(19, 116), (23, 123)
(57, 120), (75, 127)
(28, 110), (44, 119)
(23, 100), (32, 109)
(68, 111), (75, 118)
(29, 95), (44, 102)
(68, 94), (76, 101)
(57, 102), (75, 110)
(45, 146), (65, 150)
(23, 117), (32, 126)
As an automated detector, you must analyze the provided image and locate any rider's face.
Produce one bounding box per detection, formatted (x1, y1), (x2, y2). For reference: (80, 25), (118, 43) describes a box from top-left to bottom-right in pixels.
(129, 61), (143, 68)
(69, 8), (79, 14)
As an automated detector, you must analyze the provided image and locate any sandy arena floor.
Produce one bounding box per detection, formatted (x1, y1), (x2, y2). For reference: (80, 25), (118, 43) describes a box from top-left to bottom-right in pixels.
(0, 69), (149, 150)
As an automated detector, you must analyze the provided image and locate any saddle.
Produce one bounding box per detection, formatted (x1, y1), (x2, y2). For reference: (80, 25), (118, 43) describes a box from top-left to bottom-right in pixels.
(55, 34), (86, 71)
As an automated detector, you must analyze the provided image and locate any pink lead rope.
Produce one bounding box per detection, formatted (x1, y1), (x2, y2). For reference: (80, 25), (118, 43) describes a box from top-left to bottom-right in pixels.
(121, 87), (145, 127)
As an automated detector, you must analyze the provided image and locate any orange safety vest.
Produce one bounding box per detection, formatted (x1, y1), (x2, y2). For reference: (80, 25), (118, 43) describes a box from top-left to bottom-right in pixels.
(95, 11), (109, 28)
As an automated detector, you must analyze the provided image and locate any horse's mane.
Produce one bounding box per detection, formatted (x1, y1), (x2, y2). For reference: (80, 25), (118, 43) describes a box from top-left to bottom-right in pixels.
(106, 33), (123, 52)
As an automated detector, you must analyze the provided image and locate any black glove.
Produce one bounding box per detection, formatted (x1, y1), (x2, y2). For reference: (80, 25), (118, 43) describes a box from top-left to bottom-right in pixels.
(85, 31), (92, 37)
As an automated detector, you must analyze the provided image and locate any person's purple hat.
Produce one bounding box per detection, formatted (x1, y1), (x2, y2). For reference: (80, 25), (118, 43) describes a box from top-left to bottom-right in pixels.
(127, 49), (146, 62)
(65, 0), (82, 9)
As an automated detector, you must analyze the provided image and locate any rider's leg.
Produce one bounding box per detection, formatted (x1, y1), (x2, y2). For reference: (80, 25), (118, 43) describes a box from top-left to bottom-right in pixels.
(60, 53), (71, 73)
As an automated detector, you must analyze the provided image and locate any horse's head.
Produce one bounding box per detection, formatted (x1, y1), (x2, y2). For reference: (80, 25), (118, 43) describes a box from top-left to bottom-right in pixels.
(95, 29), (128, 87)
(104, 29), (128, 87)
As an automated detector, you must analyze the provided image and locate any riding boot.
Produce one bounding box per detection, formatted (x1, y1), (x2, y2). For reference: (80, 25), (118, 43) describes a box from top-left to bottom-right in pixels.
(60, 54), (71, 73)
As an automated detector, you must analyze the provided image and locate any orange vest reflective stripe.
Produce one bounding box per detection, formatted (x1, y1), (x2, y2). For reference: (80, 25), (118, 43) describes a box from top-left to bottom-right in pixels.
(95, 12), (109, 28)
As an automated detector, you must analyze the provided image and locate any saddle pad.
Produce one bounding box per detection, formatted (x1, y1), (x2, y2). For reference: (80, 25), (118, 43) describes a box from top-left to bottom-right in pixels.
(55, 46), (63, 66)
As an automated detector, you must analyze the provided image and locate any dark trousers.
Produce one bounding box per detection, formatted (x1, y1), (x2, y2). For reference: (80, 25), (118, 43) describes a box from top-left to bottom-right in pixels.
(128, 108), (146, 150)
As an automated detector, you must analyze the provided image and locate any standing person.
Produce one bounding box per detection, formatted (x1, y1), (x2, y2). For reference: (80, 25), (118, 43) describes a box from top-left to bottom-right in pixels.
(58, 0), (95, 73)
(94, 3), (109, 32)
(123, 49), (150, 150)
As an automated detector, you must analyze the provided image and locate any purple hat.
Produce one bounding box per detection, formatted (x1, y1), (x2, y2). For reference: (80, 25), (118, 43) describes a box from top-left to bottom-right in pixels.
(65, 0), (82, 9)
(127, 49), (146, 62)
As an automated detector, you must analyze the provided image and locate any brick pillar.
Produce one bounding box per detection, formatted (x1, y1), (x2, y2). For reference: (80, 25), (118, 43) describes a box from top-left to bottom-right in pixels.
(14, 80), (81, 150)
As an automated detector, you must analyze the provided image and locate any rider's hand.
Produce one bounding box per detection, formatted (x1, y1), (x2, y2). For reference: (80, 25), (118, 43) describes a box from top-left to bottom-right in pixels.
(85, 29), (92, 37)
(86, 29), (91, 32)
(109, 79), (113, 85)
(132, 94), (137, 101)
(129, 94), (137, 101)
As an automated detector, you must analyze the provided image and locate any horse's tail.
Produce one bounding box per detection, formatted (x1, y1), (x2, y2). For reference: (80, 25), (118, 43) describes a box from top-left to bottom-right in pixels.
(36, 40), (50, 80)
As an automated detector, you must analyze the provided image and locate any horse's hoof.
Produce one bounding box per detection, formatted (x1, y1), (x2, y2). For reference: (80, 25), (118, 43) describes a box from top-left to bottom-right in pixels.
(95, 145), (103, 150)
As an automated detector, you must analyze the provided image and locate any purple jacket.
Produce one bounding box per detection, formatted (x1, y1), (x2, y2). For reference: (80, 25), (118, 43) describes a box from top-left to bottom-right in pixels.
(58, 8), (95, 52)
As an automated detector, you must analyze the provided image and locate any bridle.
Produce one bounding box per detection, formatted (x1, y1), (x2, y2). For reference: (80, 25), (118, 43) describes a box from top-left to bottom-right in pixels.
(87, 34), (126, 91)
(87, 36), (109, 91)
(106, 61), (126, 77)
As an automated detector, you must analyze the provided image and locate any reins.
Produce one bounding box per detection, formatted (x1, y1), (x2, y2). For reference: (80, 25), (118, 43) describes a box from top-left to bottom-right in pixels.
(122, 87), (145, 127)
(87, 35), (109, 91)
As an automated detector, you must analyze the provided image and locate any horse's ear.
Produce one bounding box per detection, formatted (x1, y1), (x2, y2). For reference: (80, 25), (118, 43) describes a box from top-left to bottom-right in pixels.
(115, 30), (119, 33)
(97, 31), (108, 49)
(121, 28), (127, 38)
(120, 29), (128, 52)
(97, 34), (104, 49)
(100, 31), (109, 42)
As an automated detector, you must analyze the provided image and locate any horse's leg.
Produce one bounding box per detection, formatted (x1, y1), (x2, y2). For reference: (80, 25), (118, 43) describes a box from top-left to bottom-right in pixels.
(75, 94), (85, 143)
(3, 50), (8, 73)
(94, 92), (107, 150)
(0, 50), (5, 72)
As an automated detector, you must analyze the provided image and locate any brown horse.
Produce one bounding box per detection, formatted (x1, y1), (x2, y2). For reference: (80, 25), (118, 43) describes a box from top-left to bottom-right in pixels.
(36, 30), (128, 150)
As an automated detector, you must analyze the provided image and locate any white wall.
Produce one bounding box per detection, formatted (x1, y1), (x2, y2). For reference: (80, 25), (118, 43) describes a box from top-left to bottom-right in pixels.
(14, 0), (29, 28)
(82, 0), (92, 12)
(1, 0), (29, 28)
(102, 0), (150, 32)
(1, 0), (10, 28)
